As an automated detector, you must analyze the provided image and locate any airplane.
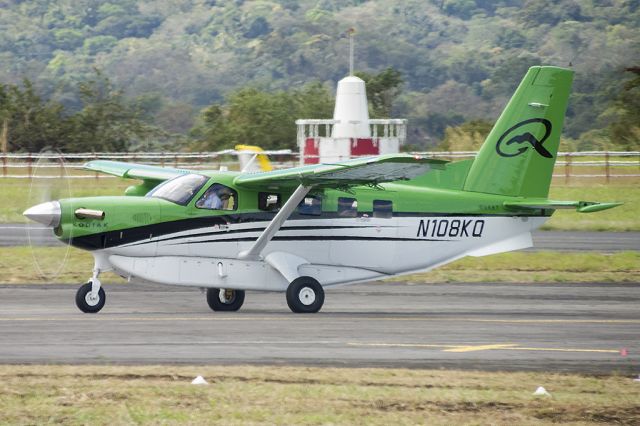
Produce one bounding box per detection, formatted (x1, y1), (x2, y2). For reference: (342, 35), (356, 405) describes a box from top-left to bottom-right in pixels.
(23, 66), (621, 314)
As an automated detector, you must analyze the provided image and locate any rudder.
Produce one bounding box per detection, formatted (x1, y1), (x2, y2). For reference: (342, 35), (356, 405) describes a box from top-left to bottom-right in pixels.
(463, 66), (574, 198)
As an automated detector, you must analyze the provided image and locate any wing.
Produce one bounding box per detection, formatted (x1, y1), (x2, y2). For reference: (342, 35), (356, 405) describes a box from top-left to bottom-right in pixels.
(233, 154), (448, 190)
(84, 160), (191, 181)
(84, 160), (194, 196)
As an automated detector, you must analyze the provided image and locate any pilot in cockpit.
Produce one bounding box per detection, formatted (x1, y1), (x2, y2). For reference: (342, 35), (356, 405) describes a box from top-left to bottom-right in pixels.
(197, 185), (234, 210)
(201, 189), (222, 209)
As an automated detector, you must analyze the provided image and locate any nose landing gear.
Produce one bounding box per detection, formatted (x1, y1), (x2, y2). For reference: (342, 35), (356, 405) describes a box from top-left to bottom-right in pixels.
(75, 269), (105, 313)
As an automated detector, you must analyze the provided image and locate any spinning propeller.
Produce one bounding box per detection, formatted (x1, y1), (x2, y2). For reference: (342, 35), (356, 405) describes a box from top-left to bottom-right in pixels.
(22, 148), (73, 282)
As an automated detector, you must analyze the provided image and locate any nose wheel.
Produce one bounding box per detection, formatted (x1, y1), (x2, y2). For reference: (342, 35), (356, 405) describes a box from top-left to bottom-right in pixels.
(76, 268), (106, 313)
(75, 281), (106, 313)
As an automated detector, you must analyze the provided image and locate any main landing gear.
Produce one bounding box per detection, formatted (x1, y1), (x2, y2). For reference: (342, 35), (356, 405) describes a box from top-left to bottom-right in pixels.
(286, 276), (325, 313)
(204, 277), (325, 314)
(206, 288), (245, 311)
(75, 269), (105, 313)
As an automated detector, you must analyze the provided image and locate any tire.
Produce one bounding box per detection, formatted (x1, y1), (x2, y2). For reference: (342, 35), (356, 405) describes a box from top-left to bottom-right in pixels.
(75, 282), (106, 313)
(286, 277), (325, 313)
(206, 288), (245, 312)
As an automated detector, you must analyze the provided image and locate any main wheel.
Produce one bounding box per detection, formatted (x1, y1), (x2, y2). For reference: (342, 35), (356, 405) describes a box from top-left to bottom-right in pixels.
(75, 282), (106, 313)
(206, 288), (245, 311)
(286, 277), (325, 313)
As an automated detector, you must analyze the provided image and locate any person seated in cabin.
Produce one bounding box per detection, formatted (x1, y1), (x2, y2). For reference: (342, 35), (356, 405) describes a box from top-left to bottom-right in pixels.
(198, 187), (223, 209)
(197, 184), (236, 210)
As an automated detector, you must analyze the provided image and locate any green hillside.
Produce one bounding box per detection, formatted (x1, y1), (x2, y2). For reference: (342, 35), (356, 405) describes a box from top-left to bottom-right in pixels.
(0, 0), (638, 151)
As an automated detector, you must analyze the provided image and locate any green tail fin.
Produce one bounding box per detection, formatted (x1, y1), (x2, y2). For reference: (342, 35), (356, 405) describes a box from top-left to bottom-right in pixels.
(463, 66), (574, 198)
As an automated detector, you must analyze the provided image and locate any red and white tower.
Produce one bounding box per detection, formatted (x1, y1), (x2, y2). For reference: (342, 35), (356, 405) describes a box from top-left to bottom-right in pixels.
(296, 29), (406, 165)
(296, 75), (406, 164)
(297, 65), (406, 162)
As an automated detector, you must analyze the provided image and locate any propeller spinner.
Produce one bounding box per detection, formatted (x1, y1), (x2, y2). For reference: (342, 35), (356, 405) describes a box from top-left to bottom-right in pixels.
(23, 201), (61, 227)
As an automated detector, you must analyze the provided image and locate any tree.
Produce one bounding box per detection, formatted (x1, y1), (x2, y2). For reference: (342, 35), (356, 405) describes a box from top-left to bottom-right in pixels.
(0, 80), (70, 152)
(438, 119), (493, 151)
(355, 68), (404, 117)
(291, 82), (334, 120)
(608, 66), (640, 150)
(190, 83), (335, 151)
(66, 70), (160, 151)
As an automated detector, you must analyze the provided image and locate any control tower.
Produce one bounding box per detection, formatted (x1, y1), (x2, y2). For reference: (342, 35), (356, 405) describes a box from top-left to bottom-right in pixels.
(296, 30), (406, 165)
(295, 75), (406, 165)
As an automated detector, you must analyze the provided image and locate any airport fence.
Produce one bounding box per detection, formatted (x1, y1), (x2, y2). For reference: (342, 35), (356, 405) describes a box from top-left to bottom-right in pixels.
(1, 150), (639, 183)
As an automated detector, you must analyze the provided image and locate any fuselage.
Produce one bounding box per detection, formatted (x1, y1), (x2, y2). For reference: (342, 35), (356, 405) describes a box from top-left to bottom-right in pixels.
(49, 170), (550, 291)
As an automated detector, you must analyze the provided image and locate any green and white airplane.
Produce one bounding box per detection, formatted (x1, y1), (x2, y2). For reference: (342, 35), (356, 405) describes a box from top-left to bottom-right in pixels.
(23, 66), (620, 314)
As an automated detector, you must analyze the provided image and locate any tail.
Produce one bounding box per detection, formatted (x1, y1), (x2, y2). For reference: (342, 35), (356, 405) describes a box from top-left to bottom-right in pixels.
(463, 66), (573, 198)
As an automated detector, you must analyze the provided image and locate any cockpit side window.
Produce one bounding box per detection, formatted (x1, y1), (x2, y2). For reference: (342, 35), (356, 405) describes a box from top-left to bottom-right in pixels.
(195, 183), (238, 211)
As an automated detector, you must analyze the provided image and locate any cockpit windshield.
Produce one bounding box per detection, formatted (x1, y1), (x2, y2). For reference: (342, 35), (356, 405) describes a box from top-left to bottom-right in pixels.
(146, 174), (209, 205)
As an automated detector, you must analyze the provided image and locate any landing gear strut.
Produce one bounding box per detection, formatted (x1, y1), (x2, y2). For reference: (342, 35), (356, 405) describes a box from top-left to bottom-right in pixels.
(206, 288), (245, 311)
(286, 276), (324, 313)
(75, 268), (105, 313)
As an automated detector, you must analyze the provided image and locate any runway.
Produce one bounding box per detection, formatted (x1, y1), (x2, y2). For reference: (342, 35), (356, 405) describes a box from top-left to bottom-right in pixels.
(1, 223), (639, 251)
(0, 281), (637, 373)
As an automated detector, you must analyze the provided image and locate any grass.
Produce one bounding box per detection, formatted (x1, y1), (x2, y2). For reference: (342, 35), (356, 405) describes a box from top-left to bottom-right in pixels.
(0, 246), (125, 284)
(0, 177), (130, 223)
(544, 182), (639, 231)
(1, 246), (637, 284)
(0, 365), (638, 425)
(400, 251), (640, 284)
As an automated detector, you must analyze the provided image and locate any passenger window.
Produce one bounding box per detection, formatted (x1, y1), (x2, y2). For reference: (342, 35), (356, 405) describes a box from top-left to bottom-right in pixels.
(373, 200), (392, 218)
(298, 195), (322, 216)
(195, 184), (238, 211)
(338, 197), (357, 218)
(259, 192), (281, 211)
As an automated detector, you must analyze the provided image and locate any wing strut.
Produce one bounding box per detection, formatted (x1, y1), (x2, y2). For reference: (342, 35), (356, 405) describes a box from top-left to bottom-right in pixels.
(238, 184), (311, 260)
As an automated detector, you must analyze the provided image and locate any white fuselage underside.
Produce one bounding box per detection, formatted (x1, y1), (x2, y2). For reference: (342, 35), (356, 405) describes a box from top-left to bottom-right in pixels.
(95, 215), (548, 291)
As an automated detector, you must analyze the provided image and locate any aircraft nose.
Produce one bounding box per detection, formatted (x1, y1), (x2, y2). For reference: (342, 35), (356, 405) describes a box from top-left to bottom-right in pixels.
(23, 201), (61, 227)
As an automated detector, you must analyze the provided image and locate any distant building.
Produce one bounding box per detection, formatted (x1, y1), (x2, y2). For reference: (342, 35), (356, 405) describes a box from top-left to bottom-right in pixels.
(296, 75), (406, 165)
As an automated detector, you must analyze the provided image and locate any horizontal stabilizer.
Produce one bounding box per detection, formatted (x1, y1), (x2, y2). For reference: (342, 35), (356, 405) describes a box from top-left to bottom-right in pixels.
(504, 199), (622, 213)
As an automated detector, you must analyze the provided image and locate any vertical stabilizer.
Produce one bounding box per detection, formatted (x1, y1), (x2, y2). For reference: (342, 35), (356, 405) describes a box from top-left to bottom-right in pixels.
(463, 66), (573, 198)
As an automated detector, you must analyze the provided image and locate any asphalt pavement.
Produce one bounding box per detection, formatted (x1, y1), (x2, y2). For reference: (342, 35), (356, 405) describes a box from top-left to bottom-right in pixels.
(0, 224), (638, 251)
(0, 281), (637, 373)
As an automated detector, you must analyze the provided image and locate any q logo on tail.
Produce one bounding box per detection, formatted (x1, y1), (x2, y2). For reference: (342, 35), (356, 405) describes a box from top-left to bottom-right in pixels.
(495, 118), (553, 158)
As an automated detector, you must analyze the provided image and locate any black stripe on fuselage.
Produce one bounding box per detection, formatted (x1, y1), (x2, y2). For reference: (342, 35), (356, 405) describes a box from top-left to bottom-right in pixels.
(170, 235), (452, 244)
(63, 211), (539, 251)
(122, 224), (399, 248)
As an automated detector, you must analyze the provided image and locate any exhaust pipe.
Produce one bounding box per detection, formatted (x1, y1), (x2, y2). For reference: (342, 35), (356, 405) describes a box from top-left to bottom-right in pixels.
(74, 208), (105, 220)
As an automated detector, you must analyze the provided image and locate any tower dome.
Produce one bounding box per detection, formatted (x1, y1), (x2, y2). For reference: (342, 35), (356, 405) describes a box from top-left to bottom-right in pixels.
(331, 76), (371, 138)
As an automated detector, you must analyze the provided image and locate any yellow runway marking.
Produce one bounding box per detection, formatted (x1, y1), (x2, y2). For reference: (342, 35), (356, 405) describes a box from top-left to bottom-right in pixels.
(347, 342), (621, 354)
(443, 344), (519, 352)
